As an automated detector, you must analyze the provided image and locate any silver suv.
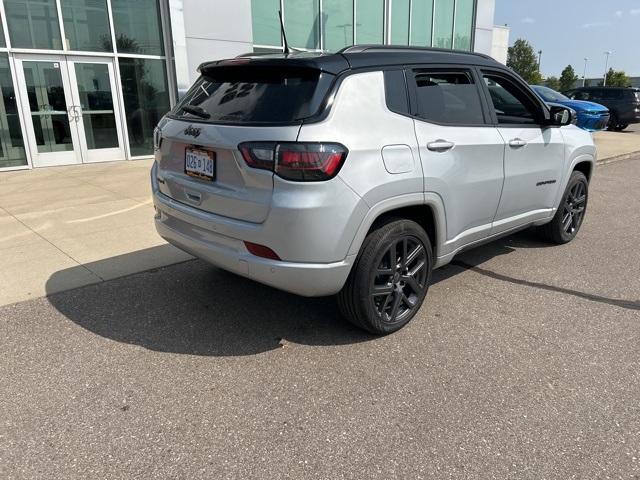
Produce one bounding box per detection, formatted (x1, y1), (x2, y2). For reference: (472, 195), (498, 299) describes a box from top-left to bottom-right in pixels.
(152, 46), (595, 334)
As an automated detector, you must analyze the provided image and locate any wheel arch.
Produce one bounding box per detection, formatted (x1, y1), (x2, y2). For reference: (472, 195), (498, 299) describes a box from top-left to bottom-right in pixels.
(347, 193), (446, 261)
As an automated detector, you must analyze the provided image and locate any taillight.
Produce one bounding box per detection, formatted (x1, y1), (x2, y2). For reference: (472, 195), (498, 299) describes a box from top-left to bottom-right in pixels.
(239, 142), (348, 181)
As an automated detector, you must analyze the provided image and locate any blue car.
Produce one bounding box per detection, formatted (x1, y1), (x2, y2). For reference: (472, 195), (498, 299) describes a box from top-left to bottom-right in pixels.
(531, 85), (610, 132)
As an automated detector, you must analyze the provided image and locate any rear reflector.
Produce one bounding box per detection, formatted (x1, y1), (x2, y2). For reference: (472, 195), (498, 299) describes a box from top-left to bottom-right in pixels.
(244, 241), (281, 260)
(239, 142), (347, 181)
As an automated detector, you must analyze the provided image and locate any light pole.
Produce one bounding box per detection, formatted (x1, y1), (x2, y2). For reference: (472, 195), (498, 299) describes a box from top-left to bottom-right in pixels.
(538, 50), (543, 72)
(582, 57), (588, 87)
(603, 51), (612, 86)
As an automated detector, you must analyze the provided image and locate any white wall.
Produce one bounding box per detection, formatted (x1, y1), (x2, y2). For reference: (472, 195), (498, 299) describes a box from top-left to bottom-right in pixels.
(491, 25), (509, 64)
(473, 0), (495, 56)
(168, 0), (254, 94)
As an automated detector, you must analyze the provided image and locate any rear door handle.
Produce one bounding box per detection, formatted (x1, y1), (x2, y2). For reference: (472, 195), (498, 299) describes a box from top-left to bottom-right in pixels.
(426, 140), (455, 152)
(185, 190), (202, 204)
(508, 138), (527, 148)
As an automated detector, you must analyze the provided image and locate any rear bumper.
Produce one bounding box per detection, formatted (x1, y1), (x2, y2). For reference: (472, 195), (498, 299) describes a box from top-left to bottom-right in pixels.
(152, 180), (356, 297)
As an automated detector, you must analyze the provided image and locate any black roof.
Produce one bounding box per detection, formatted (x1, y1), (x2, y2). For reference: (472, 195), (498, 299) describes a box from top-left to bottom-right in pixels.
(199, 45), (503, 76)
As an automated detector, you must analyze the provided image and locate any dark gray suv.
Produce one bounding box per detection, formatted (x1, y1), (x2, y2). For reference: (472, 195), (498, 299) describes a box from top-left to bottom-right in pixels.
(564, 87), (640, 131)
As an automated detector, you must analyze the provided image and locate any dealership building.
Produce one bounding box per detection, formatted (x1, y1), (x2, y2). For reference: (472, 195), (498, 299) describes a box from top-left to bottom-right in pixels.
(0, 0), (501, 172)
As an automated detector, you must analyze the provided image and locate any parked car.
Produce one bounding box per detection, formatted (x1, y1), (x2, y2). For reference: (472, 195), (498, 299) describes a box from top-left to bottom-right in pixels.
(563, 86), (640, 131)
(531, 85), (609, 132)
(152, 46), (595, 334)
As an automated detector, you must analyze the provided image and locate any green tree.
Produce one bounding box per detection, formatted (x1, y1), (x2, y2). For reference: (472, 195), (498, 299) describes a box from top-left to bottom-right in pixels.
(604, 68), (631, 87)
(506, 39), (542, 84)
(545, 76), (561, 91)
(559, 65), (579, 91)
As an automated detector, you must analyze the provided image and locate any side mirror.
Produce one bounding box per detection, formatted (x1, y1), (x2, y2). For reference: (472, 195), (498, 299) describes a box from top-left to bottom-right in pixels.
(548, 104), (576, 126)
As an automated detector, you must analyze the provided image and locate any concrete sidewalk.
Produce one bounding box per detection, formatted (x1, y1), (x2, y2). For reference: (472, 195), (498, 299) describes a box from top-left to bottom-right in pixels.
(593, 123), (640, 161)
(0, 160), (191, 306)
(1, 129), (639, 307)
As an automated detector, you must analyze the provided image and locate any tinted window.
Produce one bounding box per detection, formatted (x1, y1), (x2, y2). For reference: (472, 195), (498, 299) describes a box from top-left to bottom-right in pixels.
(384, 70), (409, 115)
(602, 89), (623, 100)
(483, 73), (541, 124)
(174, 67), (332, 124)
(412, 70), (484, 125)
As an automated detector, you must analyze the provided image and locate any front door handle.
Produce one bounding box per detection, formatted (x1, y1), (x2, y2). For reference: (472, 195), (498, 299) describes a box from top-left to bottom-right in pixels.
(427, 140), (455, 152)
(508, 138), (527, 148)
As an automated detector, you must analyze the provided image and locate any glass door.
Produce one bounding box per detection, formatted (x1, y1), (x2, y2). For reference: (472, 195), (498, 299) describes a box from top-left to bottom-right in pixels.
(14, 54), (126, 167)
(15, 55), (80, 167)
(66, 57), (125, 163)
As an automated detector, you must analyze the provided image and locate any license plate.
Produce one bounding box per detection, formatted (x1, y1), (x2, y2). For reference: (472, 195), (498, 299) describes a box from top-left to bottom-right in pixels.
(185, 148), (215, 181)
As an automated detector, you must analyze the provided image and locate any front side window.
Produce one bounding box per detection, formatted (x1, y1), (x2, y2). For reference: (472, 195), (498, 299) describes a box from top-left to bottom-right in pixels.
(483, 73), (542, 125)
(412, 70), (484, 125)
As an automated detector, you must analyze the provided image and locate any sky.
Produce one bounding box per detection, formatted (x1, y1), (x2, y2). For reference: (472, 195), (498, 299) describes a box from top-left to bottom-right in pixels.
(494, 0), (640, 78)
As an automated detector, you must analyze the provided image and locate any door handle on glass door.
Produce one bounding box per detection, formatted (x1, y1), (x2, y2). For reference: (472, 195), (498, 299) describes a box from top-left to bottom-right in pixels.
(508, 138), (527, 148)
(427, 140), (455, 152)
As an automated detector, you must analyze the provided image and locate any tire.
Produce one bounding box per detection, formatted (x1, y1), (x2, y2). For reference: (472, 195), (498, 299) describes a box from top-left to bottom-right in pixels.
(615, 123), (628, 131)
(337, 218), (433, 335)
(537, 171), (589, 244)
(607, 113), (619, 131)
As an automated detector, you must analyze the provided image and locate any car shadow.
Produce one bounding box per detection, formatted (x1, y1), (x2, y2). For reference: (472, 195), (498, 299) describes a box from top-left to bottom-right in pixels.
(45, 231), (638, 357)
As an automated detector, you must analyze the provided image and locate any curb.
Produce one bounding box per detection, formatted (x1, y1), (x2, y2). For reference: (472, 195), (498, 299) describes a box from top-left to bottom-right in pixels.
(597, 150), (640, 165)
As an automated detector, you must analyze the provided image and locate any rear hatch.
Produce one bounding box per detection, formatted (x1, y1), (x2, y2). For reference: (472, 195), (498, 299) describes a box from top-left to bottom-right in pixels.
(155, 61), (338, 223)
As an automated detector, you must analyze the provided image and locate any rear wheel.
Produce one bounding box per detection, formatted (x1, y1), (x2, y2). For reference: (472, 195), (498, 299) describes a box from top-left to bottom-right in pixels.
(537, 171), (589, 244)
(615, 123), (629, 131)
(337, 219), (432, 335)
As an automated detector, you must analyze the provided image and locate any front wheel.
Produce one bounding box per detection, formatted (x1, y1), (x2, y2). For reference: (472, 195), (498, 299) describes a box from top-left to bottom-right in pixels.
(537, 171), (589, 244)
(337, 219), (433, 335)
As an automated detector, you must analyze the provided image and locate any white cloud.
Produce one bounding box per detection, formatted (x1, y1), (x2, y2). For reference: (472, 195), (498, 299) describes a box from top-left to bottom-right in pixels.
(630, 8), (640, 15)
(615, 10), (623, 17)
(582, 21), (611, 29)
(521, 17), (535, 24)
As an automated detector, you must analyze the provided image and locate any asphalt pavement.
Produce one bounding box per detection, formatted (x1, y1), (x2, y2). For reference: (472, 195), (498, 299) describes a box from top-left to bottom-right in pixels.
(1, 157), (639, 479)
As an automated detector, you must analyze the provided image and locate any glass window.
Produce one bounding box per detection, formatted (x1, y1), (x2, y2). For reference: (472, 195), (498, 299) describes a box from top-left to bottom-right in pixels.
(322, 0), (353, 52)
(483, 74), (541, 124)
(0, 13), (6, 48)
(410, 0), (433, 47)
(433, 0), (454, 48)
(453, 0), (474, 50)
(390, 0), (409, 45)
(251, 0), (281, 47)
(119, 58), (170, 156)
(175, 66), (332, 124)
(284, 0), (320, 50)
(355, 0), (384, 44)
(111, 0), (164, 56)
(4, 0), (63, 50)
(384, 70), (409, 115)
(62, 0), (112, 52)
(412, 70), (484, 125)
(0, 54), (27, 168)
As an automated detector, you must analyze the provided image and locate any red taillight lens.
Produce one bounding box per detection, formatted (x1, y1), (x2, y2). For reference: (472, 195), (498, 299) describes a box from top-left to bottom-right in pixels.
(239, 142), (348, 181)
(244, 241), (280, 260)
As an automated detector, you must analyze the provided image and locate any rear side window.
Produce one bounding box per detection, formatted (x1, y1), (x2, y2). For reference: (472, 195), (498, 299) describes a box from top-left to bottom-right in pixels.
(411, 70), (485, 125)
(173, 66), (333, 124)
(384, 70), (410, 115)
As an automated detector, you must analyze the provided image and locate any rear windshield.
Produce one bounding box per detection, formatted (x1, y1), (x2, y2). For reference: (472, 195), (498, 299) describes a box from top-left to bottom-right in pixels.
(172, 66), (333, 124)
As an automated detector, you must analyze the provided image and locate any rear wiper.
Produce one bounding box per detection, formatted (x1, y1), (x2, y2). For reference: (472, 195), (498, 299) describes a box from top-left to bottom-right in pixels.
(181, 104), (211, 119)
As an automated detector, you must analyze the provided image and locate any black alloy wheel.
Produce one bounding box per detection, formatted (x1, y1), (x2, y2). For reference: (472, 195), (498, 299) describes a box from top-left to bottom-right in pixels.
(537, 170), (589, 244)
(370, 236), (428, 324)
(338, 218), (433, 334)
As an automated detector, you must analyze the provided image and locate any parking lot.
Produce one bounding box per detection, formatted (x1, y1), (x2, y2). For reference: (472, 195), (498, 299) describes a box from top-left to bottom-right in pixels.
(1, 152), (639, 477)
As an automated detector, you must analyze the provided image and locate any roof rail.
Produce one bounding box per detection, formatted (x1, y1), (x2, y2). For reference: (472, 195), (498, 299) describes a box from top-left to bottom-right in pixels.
(338, 44), (494, 61)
